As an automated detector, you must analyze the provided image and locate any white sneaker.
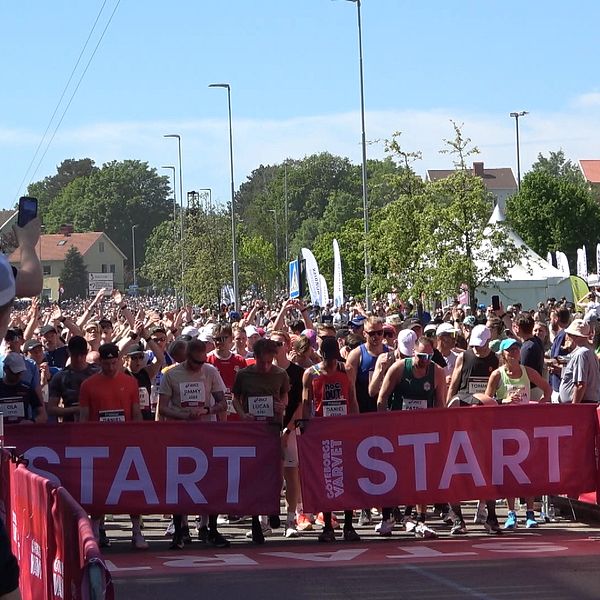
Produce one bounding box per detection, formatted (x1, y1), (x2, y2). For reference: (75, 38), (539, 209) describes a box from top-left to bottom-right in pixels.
(402, 516), (416, 532)
(374, 518), (394, 536)
(245, 523), (272, 539)
(164, 521), (175, 536)
(132, 532), (149, 550)
(473, 504), (487, 524)
(414, 522), (437, 539)
(285, 523), (299, 538)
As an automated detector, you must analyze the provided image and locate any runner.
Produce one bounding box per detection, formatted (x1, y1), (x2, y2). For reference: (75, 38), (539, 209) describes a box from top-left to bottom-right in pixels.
(0, 353), (46, 425)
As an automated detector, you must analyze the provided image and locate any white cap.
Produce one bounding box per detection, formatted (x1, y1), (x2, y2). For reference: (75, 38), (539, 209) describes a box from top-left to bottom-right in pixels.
(469, 324), (491, 347)
(181, 325), (199, 338)
(436, 322), (457, 336)
(397, 329), (417, 357)
(245, 325), (260, 338)
(424, 324), (437, 334)
(198, 327), (214, 343)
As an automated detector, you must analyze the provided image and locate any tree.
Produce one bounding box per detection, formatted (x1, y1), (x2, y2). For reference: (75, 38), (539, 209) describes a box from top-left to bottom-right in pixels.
(238, 234), (277, 301)
(506, 170), (600, 267)
(43, 160), (172, 264)
(530, 150), (584, 184)
(60, 246), (88, 299)
(139, 220), (180, 293)
(27, 158), (97, 216)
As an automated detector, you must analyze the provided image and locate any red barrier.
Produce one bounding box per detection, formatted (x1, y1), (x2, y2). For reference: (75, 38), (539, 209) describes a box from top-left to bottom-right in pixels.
(6, 421), (283, 515)
(297, 404), (598, 512)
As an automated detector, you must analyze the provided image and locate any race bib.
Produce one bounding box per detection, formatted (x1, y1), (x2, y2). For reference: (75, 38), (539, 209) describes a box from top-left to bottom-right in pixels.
(468, 377), (488, 395)
(179, 381), (205, 408)
(506, 384), (529, 404)
(402, 398), (427, 411)
(225, 389), (235, 414)
(248, 395), (274, 418)
(0, 398), (25, 420)
(138, 388), (150, 409)
(323, 399), (347, 418)
(99, 409), (125, 423)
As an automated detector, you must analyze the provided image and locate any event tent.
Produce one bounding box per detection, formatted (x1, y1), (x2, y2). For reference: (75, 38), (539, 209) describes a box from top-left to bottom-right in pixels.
(476, 205), (572, 309)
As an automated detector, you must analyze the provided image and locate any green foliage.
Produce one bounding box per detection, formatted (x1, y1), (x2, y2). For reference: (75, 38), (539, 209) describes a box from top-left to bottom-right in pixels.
(139, 220), (180, 292)
(506, 169), (600, 267)
(238, 234), (277, 301)
(27, 158), (97, 216)
(42, 160), (171, 264)
(530, 150), (584, 184)
(60, 246), (88, 299)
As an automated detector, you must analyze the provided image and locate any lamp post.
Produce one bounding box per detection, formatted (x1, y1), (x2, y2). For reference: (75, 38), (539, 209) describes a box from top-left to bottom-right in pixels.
(209, 83), (239, 311)
(161, 165), (177, 240)
(345, 0), (371, 310)
(509, 111), (528, 190)
(164, 135), (185, 304)
(131, 224), (138, 292)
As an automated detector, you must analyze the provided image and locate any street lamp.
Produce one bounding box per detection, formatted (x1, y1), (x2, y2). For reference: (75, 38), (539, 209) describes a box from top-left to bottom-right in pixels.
(161, 165), (177, 242)
(209, 83), (239, 310)
(131, 224), (139, 292)
(345, 0), (371, 310)
(164, 134), (185, 304)
(509, 111), (528, 190)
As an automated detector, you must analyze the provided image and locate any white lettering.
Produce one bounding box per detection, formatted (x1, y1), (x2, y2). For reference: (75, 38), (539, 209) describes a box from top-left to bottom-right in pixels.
(472, 541), (568, 553)
(106, 447), (159, 504)
(160, 554), (258, 568)
(491, 429), (531, 485)
(213, 447), (256, 503)
(439, 431), (486, 489)
(356, 436), (397, 495)
(534, 426), (572, 483)
(397, 433), (440, 491)
(166, 447), (208, 504)
(65, 447), (110, 504)
(262, 549), (368, 562)
(24, 447), (62, 487)
(386, 546), (477, 559)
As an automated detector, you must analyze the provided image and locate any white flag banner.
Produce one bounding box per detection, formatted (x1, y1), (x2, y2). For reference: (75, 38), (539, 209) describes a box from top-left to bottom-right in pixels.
(333, 239), (344, 308)
(546, 252), (553, 266)
(556, 251), (570, 276)
(596, 243), (600, 278)
(577, 248), (588, 280)
(319, 274), (330, 307)
(301, 247), (322, 306)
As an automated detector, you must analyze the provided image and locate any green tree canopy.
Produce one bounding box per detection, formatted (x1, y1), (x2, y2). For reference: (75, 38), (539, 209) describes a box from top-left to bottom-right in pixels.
(60, 246), (88, 299)
(530, 150), (584, 184)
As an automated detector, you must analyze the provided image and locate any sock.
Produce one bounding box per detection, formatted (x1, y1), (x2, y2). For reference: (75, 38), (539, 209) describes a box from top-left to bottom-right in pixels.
(287, 512), (295, 526)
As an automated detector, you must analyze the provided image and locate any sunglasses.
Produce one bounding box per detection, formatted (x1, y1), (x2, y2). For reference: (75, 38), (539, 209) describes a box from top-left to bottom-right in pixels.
(415, 352), (434, 361)
(152, 337), (167, 343)
(365, 330), (384, 337)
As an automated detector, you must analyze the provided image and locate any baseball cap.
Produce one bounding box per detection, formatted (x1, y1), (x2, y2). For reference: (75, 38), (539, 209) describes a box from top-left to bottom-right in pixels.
(23, 339), (43, 353)
(350, 315), (366, 328)
(463, 316), (477, 328)
(397, 329), (417, 357)
(245, 325), (260, 338)
(499, 338), (521, 352)
(98, 343), (120, 360)
(0, 255), (16, 307)
(405, 317), (422, 330)
(4, 352), (26, 374)
(198, 327), (214, 343)
(181, 325), (199, 338)
(39, 325), (57, 336)
(302, 328), (318, 349)
(469, 325), (491, 347)
(385, 314), (403, 327)
(436, 322), (457, 336)
(424, 323), (437, 336)
(565, 318), (591, 338)
(126, 342), (145, 356)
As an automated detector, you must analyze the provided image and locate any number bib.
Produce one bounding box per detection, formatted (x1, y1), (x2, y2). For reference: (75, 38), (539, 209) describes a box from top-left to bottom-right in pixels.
(248, 395), (274, 418)
(179, 381), (205, 408)
(225, 389), (235, 414)
(99, 409), (125, 422)
(0, 398), (25, 420)
(402, 398), (427, 411)
(323, 399), (347, 418)
(468, 377), (488, 395)
(138, 388), (150, 410)
(506, 384), (529, 404)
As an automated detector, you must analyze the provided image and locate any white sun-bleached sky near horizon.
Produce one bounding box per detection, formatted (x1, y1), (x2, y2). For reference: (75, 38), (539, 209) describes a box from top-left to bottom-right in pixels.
(1, 0), (600, 209)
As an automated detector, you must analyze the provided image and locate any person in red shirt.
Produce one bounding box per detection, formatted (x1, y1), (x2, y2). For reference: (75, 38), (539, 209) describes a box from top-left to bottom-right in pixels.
(302, 336), (360, 542)
(207, 323), (247, 421)
(79, 343), (146, 550)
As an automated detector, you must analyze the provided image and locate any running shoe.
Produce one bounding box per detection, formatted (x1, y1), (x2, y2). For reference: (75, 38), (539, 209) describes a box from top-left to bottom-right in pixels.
(296, 513), (313, 531)
(402, 516), (417, 533)
(414, 522), (437, 539)
(251, 522), (266, 545)
(98, 529), (111, 549)
(450, 520), (467, 535)
(374, 518), (394, 537)
(316, 512), (339, 529)
(208, 531), (231, 548)
(484, 519), (503, 535)
(198, 526), (209, 543)
(504, 511), (518, 530)
(441, 510), (455, 525)
(285, 522), (299, 538)
(318, 527), (336, 543)
(525, 510), (538, 528)
(245, 522), (272, 539)
(343, 526), (361, 542)
(169, 535), (184, 550)
(473, 504), (487, 524)
(358, 509), (372, 526)
(164, 521), (175, 537)
(132, 532), (149, 550)
(269, 514), (281, 529)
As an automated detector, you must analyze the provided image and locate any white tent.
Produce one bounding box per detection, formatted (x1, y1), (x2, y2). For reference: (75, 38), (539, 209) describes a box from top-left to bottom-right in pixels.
(476, 205), (572, 309)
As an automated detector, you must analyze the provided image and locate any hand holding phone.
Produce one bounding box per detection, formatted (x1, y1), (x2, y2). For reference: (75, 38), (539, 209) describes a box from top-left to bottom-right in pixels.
(17, 196), (38, 227)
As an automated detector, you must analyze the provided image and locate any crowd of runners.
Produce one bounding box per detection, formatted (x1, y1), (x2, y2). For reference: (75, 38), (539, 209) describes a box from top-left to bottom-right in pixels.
(3, 286), (600, 551)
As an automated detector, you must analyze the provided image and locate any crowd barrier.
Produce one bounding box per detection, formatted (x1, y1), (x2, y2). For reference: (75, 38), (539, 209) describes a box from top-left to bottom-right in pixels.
(0, 449), (113, 600)
(4, 404), (600, 516)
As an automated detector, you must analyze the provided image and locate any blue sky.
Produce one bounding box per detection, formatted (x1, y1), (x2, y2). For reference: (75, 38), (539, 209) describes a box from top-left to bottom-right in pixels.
(1, 0), (600, 209)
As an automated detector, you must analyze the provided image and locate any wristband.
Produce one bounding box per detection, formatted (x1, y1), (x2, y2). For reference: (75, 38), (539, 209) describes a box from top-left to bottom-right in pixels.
(282, 427), (291, 435)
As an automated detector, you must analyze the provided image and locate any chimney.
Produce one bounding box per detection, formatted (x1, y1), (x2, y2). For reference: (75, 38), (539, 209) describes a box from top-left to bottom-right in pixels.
(59, 224), (74, 236)
(473, 162), (484, 177)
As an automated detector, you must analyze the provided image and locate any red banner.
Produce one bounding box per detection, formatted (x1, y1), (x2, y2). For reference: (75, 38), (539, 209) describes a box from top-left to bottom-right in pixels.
(7, 421), (283, 515)
(297, 405), (599, 513)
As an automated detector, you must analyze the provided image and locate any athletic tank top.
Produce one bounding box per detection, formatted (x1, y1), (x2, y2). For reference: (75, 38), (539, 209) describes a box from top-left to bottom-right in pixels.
(497, 366), (531, 404)
(356, 343), (386, 414)
(311, 362), (350, 418)
(390, 357), (436, 411)
(459, 349), (499, 395)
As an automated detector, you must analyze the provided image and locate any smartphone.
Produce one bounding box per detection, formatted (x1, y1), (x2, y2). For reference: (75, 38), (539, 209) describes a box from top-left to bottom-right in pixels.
(491, 295), (500, 311)
(17, 196), (38, 227)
